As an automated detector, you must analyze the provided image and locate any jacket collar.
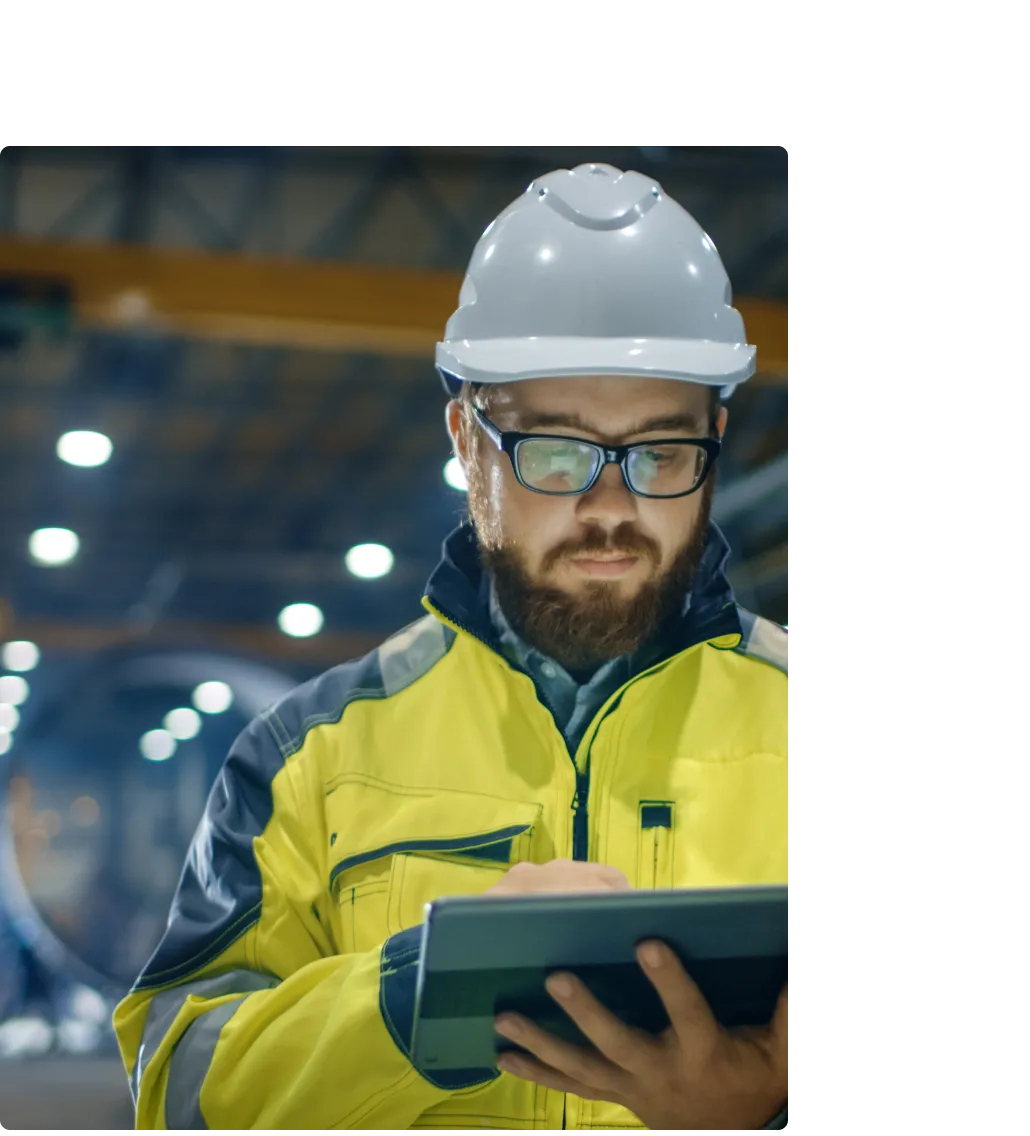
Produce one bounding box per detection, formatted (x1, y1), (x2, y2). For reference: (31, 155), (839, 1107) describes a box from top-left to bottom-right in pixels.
(423, 522), (742, 656)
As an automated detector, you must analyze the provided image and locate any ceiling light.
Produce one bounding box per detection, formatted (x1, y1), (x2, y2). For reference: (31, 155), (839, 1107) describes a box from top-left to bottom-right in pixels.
(140, 729), (176, 762)
(443, 457), (468, 492)
(344, 543), (394, 580)
(57, 430), (113, 468)
(191, 681), (234, 714)
(0, 704), (19, 732)
(163, 707), (202, 741)
(278, 603), (324, 638)
(1, 641), (40, 672)
(29, 527), (80, 566)
(0, 675), (29, 706)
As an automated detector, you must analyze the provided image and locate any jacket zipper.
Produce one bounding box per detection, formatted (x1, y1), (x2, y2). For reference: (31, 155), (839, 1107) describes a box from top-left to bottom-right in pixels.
(425, 598), (589, 865)
(568, 674), (655, 863)
(564, 608), (743, 867)
(425, 599), (585, 868)
(571, 770), (590, 861)
(425, 596), (739, 1131)
(423, 597), (738, 869)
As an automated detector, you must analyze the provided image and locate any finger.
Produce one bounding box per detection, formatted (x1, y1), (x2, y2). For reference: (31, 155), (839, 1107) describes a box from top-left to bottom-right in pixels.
(496, 1051), (600, 1099)
(545, 971), (656, 1074)
(773, 984), (787, 1030)
(494, 1012), (615, 1092)
(768, 984), (788, 1064)
(636, 940), (719, 1048)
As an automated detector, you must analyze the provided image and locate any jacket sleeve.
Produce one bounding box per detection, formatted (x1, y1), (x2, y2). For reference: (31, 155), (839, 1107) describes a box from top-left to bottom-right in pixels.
(112, 710), (490, 1129)
(764, 1105), (788, 1128)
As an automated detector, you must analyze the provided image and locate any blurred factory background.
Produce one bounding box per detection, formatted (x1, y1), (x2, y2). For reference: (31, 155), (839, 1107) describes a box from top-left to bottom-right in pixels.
(0, 146), (786, 1128)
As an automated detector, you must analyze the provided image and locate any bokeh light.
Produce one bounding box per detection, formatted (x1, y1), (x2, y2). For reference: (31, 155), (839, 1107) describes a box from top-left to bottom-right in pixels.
(344, 543), (394, 580)
(56, 430), (113, 468)
(163, 707), (202, 741)
(2, 641), (40, 672)
(70, 796), (100, 827)
(278, 603), (324, 637)
(29, 527), (80, 566)
(140, 729), (176, 762)
(191, 681), (234, 714)
(443, 457), (468, 492)
(0, 675), (30, 706)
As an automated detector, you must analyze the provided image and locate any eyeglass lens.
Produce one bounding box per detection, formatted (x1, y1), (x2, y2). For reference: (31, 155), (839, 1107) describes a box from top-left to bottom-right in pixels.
(515, 438), (706, 496)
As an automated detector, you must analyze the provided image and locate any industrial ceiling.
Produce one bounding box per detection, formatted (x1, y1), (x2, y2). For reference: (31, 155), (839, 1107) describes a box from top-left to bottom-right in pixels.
(0, 146), (787, 669)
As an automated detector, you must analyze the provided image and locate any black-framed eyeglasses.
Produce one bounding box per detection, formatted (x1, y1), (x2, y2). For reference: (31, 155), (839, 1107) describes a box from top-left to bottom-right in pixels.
(471, 406), (721, 499)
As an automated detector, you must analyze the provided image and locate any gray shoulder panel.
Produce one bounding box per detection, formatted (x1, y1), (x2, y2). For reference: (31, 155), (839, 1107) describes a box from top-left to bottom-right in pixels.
(377, 613), (456, 698)
(733, 607), (787, 675)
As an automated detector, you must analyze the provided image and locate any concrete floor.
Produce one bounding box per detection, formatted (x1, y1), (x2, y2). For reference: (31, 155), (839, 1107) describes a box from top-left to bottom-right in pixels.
(0, 1057), (135, 1129)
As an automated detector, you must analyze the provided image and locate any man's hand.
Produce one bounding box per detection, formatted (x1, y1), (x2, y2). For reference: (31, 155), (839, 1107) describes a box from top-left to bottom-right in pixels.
(493, 939), (787, 1130)
(481, 858), (632, 897)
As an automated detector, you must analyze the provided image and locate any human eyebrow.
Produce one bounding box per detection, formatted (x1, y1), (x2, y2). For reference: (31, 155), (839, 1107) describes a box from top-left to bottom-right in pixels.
(511, 411), (707, 440)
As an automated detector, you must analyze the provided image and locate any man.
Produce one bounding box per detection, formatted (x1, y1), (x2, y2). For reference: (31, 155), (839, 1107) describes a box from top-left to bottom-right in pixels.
(114, 163), (787, 1129)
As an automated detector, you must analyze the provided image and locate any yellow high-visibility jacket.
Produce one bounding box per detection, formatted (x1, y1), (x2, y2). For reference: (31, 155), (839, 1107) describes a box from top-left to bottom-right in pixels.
(114, 523), (787, 1129)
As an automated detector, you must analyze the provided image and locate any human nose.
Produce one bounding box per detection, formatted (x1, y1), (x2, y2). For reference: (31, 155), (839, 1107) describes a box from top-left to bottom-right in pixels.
(573, 460), (638, 530)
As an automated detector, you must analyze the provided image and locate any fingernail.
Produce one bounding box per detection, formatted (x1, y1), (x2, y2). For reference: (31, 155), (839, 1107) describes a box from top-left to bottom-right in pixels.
(495, 1014), (521, 1035)
(547, 974), (574, 1000)
(640, 942), (664, 969)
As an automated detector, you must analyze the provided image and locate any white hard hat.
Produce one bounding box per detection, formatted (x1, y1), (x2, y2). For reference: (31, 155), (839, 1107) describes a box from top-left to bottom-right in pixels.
(437, 163), (755, 400)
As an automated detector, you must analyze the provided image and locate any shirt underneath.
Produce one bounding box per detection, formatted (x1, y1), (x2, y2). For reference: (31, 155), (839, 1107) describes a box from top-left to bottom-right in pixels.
(486, 577), (675, 757)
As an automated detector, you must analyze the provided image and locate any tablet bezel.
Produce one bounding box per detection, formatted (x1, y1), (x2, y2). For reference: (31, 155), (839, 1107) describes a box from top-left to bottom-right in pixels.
(410, 884), (786, 1071)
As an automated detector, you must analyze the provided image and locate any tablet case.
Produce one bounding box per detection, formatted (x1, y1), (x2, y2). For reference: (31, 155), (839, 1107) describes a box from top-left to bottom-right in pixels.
(410, 885), (786, 1072)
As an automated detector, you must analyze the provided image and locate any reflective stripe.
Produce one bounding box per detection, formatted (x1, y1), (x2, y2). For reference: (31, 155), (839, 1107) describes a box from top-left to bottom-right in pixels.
(734, 608), (787, 675)
(133, 985), (193, 1105)
(132, 970), (278, 1126)
(166, 998), (249, 1129)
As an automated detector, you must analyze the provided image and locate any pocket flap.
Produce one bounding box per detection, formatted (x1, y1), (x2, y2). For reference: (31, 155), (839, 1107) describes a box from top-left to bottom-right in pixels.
(387, 851), (512, 936)
(326, 775), (542, 891)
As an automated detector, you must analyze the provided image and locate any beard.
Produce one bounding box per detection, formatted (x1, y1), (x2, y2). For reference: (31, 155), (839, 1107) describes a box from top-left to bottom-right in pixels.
(466, 463), (715, 673)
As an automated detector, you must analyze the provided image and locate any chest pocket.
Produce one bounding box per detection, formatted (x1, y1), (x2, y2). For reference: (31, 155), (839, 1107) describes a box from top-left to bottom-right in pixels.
(637, 800), (676, 889)
(326, 776), (542, 955)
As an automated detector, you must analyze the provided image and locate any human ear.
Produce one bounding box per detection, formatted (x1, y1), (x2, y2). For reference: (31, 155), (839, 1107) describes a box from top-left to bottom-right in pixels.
(445, 400), (471, 464)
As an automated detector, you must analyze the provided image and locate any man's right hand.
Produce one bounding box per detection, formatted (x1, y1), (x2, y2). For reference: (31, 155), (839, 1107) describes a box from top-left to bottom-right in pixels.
(481, 858), (632, 897)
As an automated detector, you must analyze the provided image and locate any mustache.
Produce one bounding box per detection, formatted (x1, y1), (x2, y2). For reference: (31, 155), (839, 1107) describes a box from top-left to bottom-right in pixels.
(540, 526), (661, 573)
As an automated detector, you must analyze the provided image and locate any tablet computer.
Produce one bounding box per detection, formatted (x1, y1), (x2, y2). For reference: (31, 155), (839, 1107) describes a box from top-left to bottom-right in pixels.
(410, 884), (786, 1072)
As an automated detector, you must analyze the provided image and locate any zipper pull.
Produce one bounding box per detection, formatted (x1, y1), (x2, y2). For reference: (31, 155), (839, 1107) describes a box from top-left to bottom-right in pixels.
(572, 771), (588, 814)
(571, 771), (590, 861)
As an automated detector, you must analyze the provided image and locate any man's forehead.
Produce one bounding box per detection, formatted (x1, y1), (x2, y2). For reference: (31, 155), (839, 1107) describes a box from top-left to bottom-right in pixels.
(488, 375), (710, 424)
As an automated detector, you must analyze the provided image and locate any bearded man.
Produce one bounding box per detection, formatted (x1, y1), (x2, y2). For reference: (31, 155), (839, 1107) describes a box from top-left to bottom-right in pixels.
(115, 163), (788, 1130)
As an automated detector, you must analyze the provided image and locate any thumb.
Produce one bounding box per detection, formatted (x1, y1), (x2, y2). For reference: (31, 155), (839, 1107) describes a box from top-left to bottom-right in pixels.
(768, 983), (788, 1066)
(772, 984), (788, 1035)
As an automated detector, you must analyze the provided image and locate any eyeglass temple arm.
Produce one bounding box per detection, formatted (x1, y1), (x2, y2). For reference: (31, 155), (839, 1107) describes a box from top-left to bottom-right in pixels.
(472, 406), (505, 449)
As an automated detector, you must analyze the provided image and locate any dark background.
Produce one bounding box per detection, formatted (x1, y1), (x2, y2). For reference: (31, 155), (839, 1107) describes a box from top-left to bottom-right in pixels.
(0, 146), (786, 1128)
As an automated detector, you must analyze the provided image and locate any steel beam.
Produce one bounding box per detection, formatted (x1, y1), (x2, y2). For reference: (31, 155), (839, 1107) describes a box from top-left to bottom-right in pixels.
(0, 235), (788, 377)
(6, 615), (383, 665)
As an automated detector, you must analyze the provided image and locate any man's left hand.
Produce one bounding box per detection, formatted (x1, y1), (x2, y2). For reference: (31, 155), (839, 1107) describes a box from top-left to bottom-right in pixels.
(493, 940), (787, 1130)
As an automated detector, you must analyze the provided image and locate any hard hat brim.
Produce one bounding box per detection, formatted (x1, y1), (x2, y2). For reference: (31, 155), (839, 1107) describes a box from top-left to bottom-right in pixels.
(435, 336), (756, 393)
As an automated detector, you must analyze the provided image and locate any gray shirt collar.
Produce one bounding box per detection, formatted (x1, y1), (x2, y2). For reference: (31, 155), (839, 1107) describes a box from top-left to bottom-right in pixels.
(486, 575), (677, 753)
